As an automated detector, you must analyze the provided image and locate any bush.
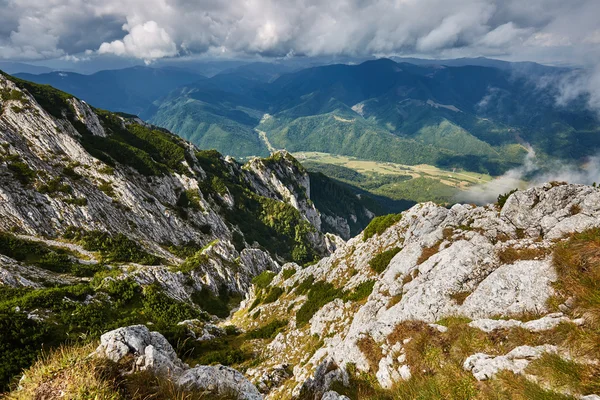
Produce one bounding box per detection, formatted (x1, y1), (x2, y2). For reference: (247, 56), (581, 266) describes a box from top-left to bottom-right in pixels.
(282, 268), (296, 280)
(363, 214), (402, 241)
(263, 286), (285, 304)
(369, 247), (401, 273)
(37, 177), (72, 195)
(296, 281), (344, 328)
(247, 319), (288, 339)
(7, 161), (36, 185)
(65, 229), (162, 265)
(190, 286), (238, 318)
(252, 271), (277, 289)
(345, 280), (376, 302)
(497, 189), (518, 208)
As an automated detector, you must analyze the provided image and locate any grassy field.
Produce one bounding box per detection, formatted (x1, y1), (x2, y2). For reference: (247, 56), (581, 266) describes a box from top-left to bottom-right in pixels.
(293, 152), (494, 206)
(294, 152), (492, 189)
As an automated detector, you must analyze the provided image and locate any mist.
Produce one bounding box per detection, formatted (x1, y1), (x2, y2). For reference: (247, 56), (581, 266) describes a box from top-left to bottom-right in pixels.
(457, 147), (600, 205)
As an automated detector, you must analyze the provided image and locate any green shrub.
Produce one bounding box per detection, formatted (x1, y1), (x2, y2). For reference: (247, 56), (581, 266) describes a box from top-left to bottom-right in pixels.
(363, 214), (402, 241)
(65, 229), (161, 265)
(296, 281), (344, 328)
(62, 165), (81, 180)
(7, 161), (36, 185)
(497, 189), (518, 208)
(64, 197), (88, 206)
(282, 268), (296, 280)
(97, 180), (115, 197)
(142, 284), (201, 328)
(345, 280), (376, 302)
(247, 319), (288, 339)
(252, 270), (277, 289)
(369, 247), (401, 273)
(37, 177), (72, 195)
(263, 286), (285, 304)
(295, 275), (315, 295)
(190, 286), (239, 318)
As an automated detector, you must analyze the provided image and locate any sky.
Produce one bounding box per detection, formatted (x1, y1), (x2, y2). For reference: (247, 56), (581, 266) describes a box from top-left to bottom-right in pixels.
(0, 0), (599, 69)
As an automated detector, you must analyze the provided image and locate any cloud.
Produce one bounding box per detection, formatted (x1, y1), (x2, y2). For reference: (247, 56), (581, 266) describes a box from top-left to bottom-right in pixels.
(459, 146), (600, 204)
(98, 20), (177, 62)
(0, 0), (598, 67)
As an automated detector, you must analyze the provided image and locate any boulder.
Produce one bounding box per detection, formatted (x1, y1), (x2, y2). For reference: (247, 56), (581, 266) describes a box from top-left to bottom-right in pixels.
(96, 325), (263, 399)
(177, 365), (262, 400)
(95, 325), (186, 376)
(463, 345), (557, 380)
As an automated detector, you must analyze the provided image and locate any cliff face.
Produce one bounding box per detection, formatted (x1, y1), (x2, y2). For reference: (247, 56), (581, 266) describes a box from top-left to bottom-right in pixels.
(0, 72), (349, 297)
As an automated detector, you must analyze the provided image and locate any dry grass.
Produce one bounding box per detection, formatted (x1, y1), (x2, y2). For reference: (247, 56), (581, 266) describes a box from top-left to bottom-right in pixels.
(356, 335), (383, 373)
(569, 204), (581, 215)
(6, 342), (124, 400)
(551, 228), (600, 358)
(527, 353), (600, 395)
(333, 315), (588, 400)
(442, 227), (454, 240)
(401, 269), (419, 286)
(416, 241), (442, 265)
(449, 290), (471, 305)
(386, 294), (403, 309)
(497, 246), (549, 264)
(6, 342), (231, 400)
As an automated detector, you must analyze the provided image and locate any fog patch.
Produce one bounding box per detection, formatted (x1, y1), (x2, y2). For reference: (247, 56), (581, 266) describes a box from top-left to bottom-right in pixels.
(458, 146), (600, 205)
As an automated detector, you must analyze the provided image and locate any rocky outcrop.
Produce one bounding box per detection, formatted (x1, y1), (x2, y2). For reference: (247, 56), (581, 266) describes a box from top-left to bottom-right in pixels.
(463, 345), (557, 380)
(468, 312), (585, 333)
(96, 325), (187, 376)
(245, 151), (321, 231)
(178, 366), (262, 400)
(95, 325), (262, 400)
(233, 183), (600, 397)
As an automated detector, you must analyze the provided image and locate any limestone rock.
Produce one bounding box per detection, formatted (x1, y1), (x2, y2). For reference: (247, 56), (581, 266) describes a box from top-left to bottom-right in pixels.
(469, 313), (584, 333)
(321, 391), (351, 400)
(463, 345), (557, 380)
(177, 365), (263, 400)
(95, 325), (186, 376)
(95, 326), (262, 399)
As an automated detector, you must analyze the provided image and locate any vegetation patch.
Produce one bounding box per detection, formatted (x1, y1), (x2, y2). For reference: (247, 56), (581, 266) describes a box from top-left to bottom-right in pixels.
(346, 280), (376, 302)
(369, 247), (401, 273)
(356, 335), (383, 373)
(497, 189), (518, 209)
(450, 291), (471, 305)
(247, 319), (288, 339)
(363, 213), (402, 241)
(63, 228), (161, 265)
(0, 232), (99, 276)
(416, 241), (442, 265)
(252, 270), (277, 289)
(498, 246), (549, 264)
(191, 286), (240, 319)
(7, 161), (36, 185)
(296, 281), (344, 328)
(281, 268), (296, 280)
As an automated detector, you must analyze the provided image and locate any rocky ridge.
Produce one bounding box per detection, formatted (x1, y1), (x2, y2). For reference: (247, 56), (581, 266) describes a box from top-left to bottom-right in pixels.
(231, 182), (600, 399)
(0, 71), (365, 299)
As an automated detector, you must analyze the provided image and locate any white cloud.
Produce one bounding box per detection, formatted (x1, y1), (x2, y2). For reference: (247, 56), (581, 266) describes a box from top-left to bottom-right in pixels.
(0, 0), (598, 67)
(98, 20), (177, 61)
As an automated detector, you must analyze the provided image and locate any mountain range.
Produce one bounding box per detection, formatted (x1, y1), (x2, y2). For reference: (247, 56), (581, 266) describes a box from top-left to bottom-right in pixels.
(15, 58), (598, 180)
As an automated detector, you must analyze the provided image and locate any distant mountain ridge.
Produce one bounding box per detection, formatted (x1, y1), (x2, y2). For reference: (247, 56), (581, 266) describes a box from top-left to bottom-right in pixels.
(12, 58), (598, 177)
(151, 58), (598, 176)
(14, 66), (206, 116)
